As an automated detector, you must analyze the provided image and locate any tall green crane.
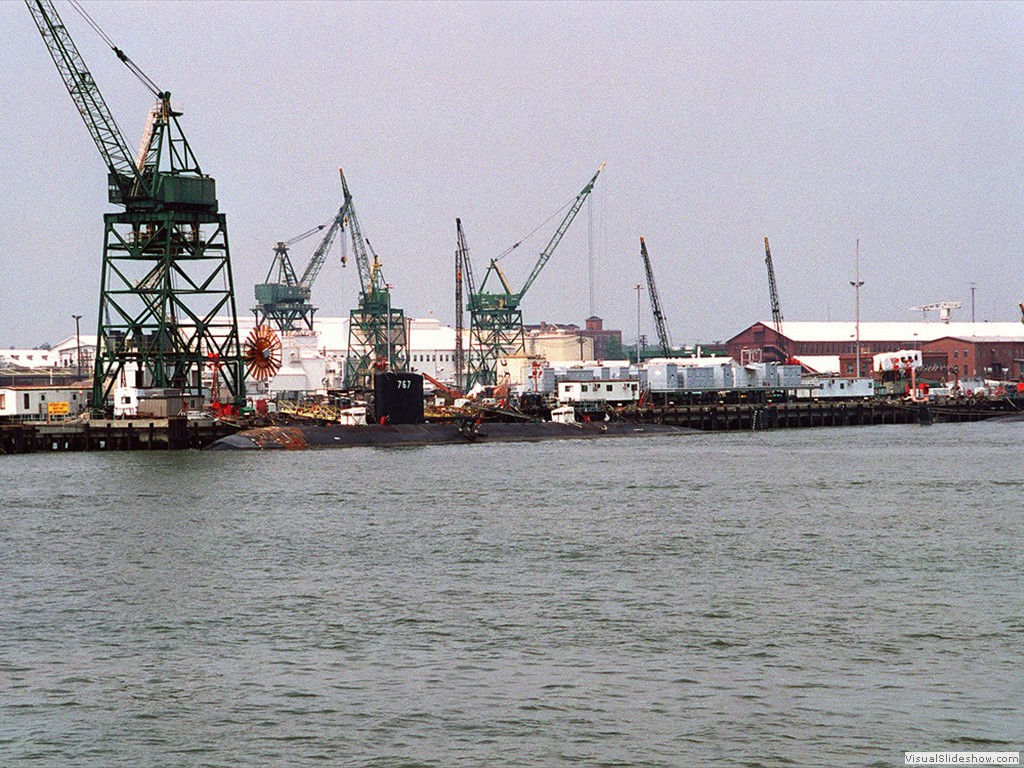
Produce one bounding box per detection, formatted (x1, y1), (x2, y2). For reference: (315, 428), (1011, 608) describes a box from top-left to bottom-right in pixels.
(253, 179), (351, 334)
(26, 0), (245, 411)
(340, 169), (408, 389)
(466, 164), (604, 387)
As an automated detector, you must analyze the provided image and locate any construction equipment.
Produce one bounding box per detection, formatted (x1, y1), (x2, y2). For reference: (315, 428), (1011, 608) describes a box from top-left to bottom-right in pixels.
(253, 177), (351, 334)
(243, 325), (283, 381)
(639, 237), (672, 357)
(340, 169), (408, 389)
(252, 223), (327, 332)
(465, 164), (604, 387)
(421, 370), (462, 401)
(454, 218), (477, 390)
(26, 0), (246, 411)
(763, 236), (787, 362)
(910, 301), (962, 324)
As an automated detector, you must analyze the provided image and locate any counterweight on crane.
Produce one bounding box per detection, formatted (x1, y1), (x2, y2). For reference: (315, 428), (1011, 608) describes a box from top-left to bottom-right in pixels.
(26, 0), (246, 411)
(340, 169), (408, 389)
(639, 237), (672, 357)
(253, 223), (325, 332)
(763, 236), (787, 362)
(465, 164), (604, 387)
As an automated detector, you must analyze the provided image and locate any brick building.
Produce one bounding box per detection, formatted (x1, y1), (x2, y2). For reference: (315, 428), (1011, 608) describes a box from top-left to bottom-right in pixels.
(727, 321), (1024, 380)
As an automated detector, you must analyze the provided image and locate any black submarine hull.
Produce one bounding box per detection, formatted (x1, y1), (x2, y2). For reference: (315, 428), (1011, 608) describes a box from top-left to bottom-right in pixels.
(207, 421), (696, 450)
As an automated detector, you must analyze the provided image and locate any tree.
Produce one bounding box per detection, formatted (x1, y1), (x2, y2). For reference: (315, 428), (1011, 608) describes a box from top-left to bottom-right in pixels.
(603, 334), (624, 359)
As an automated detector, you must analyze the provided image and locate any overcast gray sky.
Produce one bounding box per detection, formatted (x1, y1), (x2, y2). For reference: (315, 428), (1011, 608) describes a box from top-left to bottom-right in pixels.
(3, 0), (1022, 349)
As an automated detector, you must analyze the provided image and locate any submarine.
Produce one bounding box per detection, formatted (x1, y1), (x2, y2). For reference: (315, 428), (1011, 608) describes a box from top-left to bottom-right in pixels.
(208, 372), (696, 451)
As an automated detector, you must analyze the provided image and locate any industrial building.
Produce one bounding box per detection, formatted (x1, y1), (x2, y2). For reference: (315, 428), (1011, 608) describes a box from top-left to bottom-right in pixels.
(727, 321), (1024, 380)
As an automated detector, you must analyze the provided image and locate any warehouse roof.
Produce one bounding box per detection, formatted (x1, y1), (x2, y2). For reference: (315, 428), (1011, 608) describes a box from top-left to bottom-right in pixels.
(749, 321), (1024, 343)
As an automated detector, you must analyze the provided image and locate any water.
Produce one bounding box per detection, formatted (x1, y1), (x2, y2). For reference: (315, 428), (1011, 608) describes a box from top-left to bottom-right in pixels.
(1, 422), (1022, 766)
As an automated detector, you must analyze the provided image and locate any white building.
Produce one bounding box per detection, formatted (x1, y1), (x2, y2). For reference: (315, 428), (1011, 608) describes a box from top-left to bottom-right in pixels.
(51, 334), (99, 372)
(0, 385), (91, 420)
(0, 348), (60, 369)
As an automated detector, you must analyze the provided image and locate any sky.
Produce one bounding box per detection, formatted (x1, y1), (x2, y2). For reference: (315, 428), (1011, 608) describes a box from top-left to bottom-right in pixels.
(3, 0), (1023, 349)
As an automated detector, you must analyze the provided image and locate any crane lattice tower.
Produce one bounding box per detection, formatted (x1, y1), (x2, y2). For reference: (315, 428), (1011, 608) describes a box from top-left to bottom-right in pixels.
(27, 0), (245, 411)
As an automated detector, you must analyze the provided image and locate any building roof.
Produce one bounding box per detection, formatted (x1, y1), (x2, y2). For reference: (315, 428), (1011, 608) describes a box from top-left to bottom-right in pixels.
(931, 335), (1024, 344)
(792, 355), (841, 374)
(752, 321), (1024, 343)
(236, 316), (459, 354)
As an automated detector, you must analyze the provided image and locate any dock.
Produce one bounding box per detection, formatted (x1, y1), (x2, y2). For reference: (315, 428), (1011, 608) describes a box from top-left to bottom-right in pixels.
(624, 398), (1018, 431)
(0, 416), (239, 454)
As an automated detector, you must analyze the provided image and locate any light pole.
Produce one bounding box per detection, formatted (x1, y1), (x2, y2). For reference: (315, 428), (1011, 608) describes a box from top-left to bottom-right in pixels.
(970, 283), (976, 323)
(72, 314), (82, 378)
(635, 284), (643, 366)
(849, 239), (864, 377)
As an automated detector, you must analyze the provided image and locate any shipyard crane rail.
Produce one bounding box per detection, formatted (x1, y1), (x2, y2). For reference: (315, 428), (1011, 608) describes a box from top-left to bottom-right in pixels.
(639, 237), (672, 357)
(763, 236), (787, 361)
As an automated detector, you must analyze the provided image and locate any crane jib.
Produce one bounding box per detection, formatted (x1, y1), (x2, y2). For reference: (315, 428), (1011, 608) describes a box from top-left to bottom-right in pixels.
(517, 163), (605, 300)
(27, 0), (142, 202)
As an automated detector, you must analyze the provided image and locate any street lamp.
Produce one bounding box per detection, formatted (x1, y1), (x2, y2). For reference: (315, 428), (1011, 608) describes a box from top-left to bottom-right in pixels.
(635, 283), (643, 366)
(71, 314), (82, 378)
(849, 239), (864, 377)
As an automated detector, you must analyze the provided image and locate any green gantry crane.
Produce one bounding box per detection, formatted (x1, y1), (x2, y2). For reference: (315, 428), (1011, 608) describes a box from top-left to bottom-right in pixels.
(464, 164), (604, 387)
(26, 0), (246, 411)
(340, 169), (408, 389)
(253, 224), (327, 332)
(253, 180), (350, 333)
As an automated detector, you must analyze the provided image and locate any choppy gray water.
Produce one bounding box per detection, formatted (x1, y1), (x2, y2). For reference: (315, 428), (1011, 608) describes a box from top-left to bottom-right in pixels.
(1, 422), (1022, 767)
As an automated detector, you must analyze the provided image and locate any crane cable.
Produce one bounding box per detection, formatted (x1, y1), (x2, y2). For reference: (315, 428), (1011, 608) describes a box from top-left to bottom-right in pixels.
(284, 223), (327, 247)
(68, 0), (161, 97)
(495, 196), (574, 263)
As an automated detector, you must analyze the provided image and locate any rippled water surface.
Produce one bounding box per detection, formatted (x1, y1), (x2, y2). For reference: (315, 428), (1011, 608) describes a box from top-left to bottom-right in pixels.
(2, 422), (1022, 766)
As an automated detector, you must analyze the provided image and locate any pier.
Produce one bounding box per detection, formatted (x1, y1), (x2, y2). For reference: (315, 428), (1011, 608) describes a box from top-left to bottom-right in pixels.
(0, 417), (239, 455)
(623, 399), (1012, 431)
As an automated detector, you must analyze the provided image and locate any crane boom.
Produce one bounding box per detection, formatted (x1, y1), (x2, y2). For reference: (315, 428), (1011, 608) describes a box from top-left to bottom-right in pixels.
(455, 219), (467, 389)
(763, 236), (787, 359)
(298, 204), (347, 287)
(264, 224), (324, 287)
(517, 163), (605, 300)
(639, 237), (672, 357)
(26, 0), (143, 203)
(338, 168), (376, 296)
